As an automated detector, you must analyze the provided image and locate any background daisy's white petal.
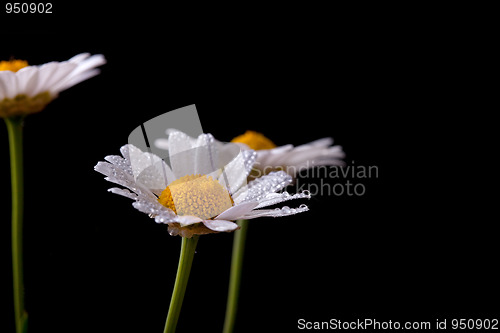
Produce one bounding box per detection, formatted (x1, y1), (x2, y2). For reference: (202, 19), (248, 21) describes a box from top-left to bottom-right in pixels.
(54, 68), (100, 93)
(0, 71), (18, 99)
(69, 54), (106, 76)
(275, 147), (329, 166)
(154, 138), (169, 150)
(328, 145), (345, 155)
(177, 215), (203, 227)
(215, 201), (259, 221)
(255, 144), (293, 167)
(41, 62), (78, 94)
(30, 62), (59, 95)
(242, 204), (309, 219)
(234, 171), (292, 204)
(53, 54), (105, 93)
(165, 128), (182, 135)
(13, 66), (38, 96)
(295, 137), (334, 149)
(67, 53), (91, 63)
(203, 219), (239, 232)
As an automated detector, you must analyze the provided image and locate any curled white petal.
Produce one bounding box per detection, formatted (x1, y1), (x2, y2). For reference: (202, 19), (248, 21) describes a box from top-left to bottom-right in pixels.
(177, 215), (203, 227)
(203, 219), (239, 232)
(215, 201), (259, 221)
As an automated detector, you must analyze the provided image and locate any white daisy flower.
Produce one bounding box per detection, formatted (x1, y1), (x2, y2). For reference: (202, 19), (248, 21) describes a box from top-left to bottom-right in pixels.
(0, 53), (106, 118)
(94, 131), (310, 238)
(231, 130), (346, 177)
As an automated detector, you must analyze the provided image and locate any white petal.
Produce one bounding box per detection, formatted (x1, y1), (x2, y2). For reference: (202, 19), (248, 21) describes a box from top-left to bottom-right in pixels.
(177, 215), (203, 227)
(132, 199), (177, 222)
(13, 66), (36, 96)
(255, 191), (311, 209)
(154, 138), (170, 150)
(41, 62), (77, 94)
(108, 187), (138, 200)
(55, 68), (100, 93)
(203, 219), (239, 232)
(234, 171), (292, 204)
(0, 71), (17, 99)
(30, 62), (58, 95)
(69, 54), (106, 76)
(295, 137), (334, 149)
(193, 133), (218, 175)
(67, 53), (91, 63)
(135, 159), (172, 194)
(255, 144), (293, 167)
(242, 204), (309, 219)
(215, 201), (259, 221)
(168, 131), (198, 177)
(217, 146), (255, 195)
(44, 54), (105, 94)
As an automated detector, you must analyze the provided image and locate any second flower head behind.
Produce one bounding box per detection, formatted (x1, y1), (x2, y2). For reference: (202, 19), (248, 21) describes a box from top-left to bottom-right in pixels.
(231, 130), (345, 178)
(95, 130), (310, 238)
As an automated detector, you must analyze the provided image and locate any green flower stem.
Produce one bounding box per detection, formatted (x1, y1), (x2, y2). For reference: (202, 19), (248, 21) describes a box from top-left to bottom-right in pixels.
(5, 116), (28, 333)
(223, 219), (249, 333)
(164, 235), (199, 333)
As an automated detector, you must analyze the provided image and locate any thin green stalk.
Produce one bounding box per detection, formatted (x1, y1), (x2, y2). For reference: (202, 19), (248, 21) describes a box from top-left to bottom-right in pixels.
(223, 219), (249, 333)
(5, 116), (28, 333)
(164, 235), (199, 333)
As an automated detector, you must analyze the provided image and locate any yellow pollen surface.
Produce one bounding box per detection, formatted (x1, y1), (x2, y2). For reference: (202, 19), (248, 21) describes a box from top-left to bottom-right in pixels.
(231, 130), (277, 150)
(0, 59), (29, 72)
(158, 174), (233, 220)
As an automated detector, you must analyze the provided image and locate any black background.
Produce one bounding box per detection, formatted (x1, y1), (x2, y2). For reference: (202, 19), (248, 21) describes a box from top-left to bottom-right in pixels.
(1, 4), (497, 333)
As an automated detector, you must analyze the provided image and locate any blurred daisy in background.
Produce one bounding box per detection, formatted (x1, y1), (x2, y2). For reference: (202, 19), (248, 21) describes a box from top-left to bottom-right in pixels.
(0, 53), (106, 118)
(2, 52), (105, 333)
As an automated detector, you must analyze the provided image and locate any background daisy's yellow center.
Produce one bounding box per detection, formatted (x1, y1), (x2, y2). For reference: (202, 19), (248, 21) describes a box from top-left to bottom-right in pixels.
(231, 130), (277, 150)
(0, 59), (28, 72)
(158, 174), (233, 220)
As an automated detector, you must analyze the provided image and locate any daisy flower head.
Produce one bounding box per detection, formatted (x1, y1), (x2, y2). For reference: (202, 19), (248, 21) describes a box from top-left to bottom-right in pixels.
(231, 130), (346, 177)
(0, 53), (106, 118)
(95, 130), (311, 238)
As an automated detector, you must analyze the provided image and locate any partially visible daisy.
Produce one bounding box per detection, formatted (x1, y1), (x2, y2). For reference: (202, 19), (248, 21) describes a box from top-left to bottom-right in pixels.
(222, 130), (345, 333)
(0, 53), (106, 118)
(231, 130), (345, 176)
(95, 130), (310, 238)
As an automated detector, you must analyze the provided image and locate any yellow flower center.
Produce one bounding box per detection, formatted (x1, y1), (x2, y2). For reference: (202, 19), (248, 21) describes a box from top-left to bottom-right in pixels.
(0, 59), (29, 72)
(231, 130), (277, 150)
(158, 174), (233, 220)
